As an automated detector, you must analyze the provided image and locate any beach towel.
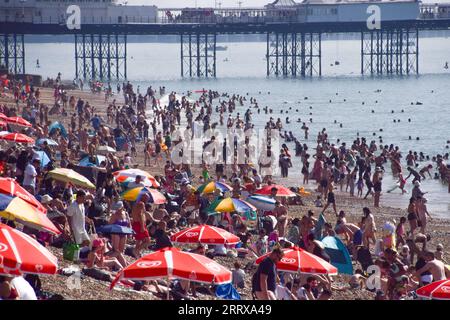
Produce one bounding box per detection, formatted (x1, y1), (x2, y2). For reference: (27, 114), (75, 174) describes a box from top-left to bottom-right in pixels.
(215, 283), (241, 300)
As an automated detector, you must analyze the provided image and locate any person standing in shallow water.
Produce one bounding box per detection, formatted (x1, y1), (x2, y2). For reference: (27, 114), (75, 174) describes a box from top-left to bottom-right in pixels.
(373, 167), (383, 208)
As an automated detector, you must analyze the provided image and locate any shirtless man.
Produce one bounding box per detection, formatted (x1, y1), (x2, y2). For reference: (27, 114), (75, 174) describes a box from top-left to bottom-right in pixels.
(414, 251), (447, 283)
(419, 164), (433, 180)
(131, 193), (152, 258)
(274, 201), (288, 238)
(362, 207), (376, 248)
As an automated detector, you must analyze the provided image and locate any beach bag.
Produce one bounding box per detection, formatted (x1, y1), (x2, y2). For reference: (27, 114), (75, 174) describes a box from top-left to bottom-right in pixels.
(63, 242), (80, 262)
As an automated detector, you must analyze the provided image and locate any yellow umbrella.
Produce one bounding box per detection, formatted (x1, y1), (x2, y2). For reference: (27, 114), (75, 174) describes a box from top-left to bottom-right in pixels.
(0, 195), (60, 234)
(47, 168), (95, 189)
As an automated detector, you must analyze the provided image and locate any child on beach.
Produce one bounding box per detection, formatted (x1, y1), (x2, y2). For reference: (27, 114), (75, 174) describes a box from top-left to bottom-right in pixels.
(314, 196), (323, 207)
(357, 178), (364, 197)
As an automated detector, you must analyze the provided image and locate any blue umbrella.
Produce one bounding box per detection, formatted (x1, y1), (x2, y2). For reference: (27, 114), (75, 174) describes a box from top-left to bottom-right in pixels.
(97, 224), (134, 235)
(35, 151), (50, 168)
(49, 121), (67, 138)
(78, 155), (106, 167)
(36, 138), (58, 146)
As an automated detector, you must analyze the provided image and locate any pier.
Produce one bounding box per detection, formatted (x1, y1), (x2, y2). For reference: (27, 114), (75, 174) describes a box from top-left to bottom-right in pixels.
(2, 1), (450, 80)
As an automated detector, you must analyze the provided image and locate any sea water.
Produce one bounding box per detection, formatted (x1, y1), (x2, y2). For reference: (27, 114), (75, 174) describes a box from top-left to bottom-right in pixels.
(23, 36), (450, 217)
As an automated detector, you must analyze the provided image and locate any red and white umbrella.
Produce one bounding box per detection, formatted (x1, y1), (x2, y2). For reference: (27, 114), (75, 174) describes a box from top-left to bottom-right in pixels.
(0, 177), (46, 213)
(0, 132), (35, 144)
(170, 225), (240, 246)
(255, 246), (338, 275)
(416, 279), (450, 300)
(110, 247), (232, 289)
(6, 116), (32, 127)
(254, 184), (296, 197)
(0, 223), (58, 275)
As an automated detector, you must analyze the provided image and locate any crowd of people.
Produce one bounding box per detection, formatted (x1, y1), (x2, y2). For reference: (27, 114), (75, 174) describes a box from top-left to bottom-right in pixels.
(0, 73), (449, 300)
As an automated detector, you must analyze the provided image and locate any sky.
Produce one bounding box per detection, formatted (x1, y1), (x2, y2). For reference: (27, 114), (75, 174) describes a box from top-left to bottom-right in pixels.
(124, 0), (445, 8)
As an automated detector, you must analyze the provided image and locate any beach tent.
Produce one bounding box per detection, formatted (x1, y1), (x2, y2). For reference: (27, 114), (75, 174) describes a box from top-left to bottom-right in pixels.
(215, 283), (241, 300)
(48, 121), (67, 138)
(321, 236), (353, 275)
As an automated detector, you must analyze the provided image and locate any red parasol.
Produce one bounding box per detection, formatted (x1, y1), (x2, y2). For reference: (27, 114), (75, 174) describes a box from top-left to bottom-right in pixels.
(0, 132), (35, 144)
(416, 279), (450, 300)
(0, 223), (58, 275)
(255, 246), (338, 275)
(170, 225), (240, 245)
(110, 246), (232, 289)
(0, 177), (46, 213)
(254, 184), (296, 197)
(6, 116), (32, 127)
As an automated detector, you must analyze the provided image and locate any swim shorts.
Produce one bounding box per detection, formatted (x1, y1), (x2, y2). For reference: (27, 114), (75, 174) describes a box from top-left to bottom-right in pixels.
(353, 230), (363, 246)
(132, 222), (150, 241)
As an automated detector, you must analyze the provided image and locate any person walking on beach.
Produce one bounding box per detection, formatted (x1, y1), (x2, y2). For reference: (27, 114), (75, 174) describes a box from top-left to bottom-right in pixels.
(131, 193), (152, 258)
(415, 196), (432, 234)
(362, 207), (376, 248)
(405, 166), (422, 184)
(322, 181), (337, 216)
(373, 167), (383, 208)
(252, 247), (284, 300)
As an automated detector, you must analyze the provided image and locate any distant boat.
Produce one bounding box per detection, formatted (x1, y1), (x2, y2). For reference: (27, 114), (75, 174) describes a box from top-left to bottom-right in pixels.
(209, 45), (227, 51)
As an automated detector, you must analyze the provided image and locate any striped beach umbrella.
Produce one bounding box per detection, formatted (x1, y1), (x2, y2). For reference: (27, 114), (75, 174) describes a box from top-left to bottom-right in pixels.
(207, 197), (257, 215)
(6, 116), (32, 127)
(245, 195), (276, 211)
(197, 181), (232, 194)
(0, 132), (35, 144)
(121, 187), (166, 204)
(0, 194), (60, 235)
(110, 247), (232, 290)
(0, 223), (58, 275)
(0, 177), (46, 213)
(113, 169), (160, 188)
(255, 246), (338, 276)
(170, 225), (240, 245)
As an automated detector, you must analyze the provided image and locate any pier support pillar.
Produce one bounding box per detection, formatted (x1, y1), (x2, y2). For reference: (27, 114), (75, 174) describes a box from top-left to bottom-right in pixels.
(0, 34), (25, 75)
(266, 32), (321, 77)
(75, 34), (127, 80)
(181, 33), (216, 78)
(361, 28), (418, 75)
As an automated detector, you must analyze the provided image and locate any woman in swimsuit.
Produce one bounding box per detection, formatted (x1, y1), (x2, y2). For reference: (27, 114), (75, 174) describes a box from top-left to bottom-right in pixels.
(108, 202), (131, 267)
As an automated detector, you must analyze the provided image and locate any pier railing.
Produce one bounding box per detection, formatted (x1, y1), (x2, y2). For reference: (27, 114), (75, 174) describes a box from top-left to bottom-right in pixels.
(3, 4), (450, 25)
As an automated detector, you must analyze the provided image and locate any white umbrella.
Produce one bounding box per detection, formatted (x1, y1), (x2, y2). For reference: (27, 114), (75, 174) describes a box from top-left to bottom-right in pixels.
(97, 145), (116, 154)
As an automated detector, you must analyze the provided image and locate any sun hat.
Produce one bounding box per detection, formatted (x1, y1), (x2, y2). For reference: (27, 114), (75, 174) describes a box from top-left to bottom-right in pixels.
(41, 194), (53, 204)
(112, 201), (124, 211)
